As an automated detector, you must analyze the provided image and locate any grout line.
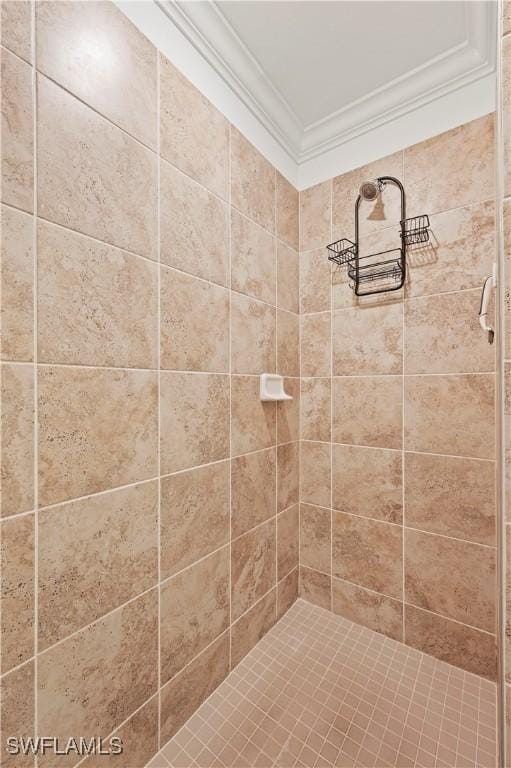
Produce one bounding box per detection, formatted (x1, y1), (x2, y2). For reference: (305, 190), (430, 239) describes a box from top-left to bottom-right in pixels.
(302, 438), (496, 464)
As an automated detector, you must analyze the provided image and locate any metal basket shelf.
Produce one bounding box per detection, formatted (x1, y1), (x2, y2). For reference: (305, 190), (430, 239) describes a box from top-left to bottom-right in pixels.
(347, 249), (404, 291)
(326, 238), (356, 266)
(401, 214), (430, 246)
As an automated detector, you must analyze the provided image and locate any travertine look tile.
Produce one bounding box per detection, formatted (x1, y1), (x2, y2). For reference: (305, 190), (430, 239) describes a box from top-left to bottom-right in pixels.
(277, 567), (298, 619)
(38, 481), (158, 650)
(0, 514), (34, 673)
(160, 372), (229, 474)
(405, 290), (495, 374)
(37, 1), (157, 148)
(160, 547), (230, 684)
(405, 452), (496, 546)
(0, 661), (34, 768)
(231, 293), (275, 375)
(231, 376), (276, 456)
(332, 375), (402, 449)
(406, 201), (496, 298)
(85, 696), (159, 768)
(300, 503), (331, 574)
(231, 209), (276, 305)
(300, 566), (331, 609)
(160, 267), (229, 373)
(404, 374), (495, 459)
(276, 171), (298, 250)
(300, 441), (331, 507)
(300, 248), (331, 314)
(231, 127), (275, 232)
(1, 364), (34, 517)
(160, 55), (228, 199)
(504, 35), (511, 196)
(160, 461), (229, 580)
(301, 312), (331, 377)
(1, 48), (33, 212)
(38, 221), (158, 368)
(231, 589), (277, 667)
(277, 241), (299, 314)
(231, 519), (276, 620)
(332, 444), (402, 524)
(404, 114), (495, 216)
(160, 632), (230, 743)
(277, 377), (300, 443)
(332, 151), (404, 237)
(405, 529), (495, 632)
(277, 504), (299, 579)
(277, 442), (299, 513)
(300, 181), (331, 251)
(231, 448), (276, 538)
(333, 511), (403, 599)
(160, 159), (229, 286)
(277, 309), (299, 378)
(333, 302), (402, 375)
(301, 378), (331, 442)
(332, 578), (403, 642)
(1, 0), (32, 62)
(38, 591), (158, 747)
(405, 604), (496, 680)
(37, 75), (157, 259)
(38, 366), (157, 506)
(1, 205), (33, 361)
(505, 0), (511, 33)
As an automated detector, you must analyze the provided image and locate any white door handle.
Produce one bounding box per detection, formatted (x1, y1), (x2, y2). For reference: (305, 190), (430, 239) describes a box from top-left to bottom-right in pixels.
(479, 264), (496, 344)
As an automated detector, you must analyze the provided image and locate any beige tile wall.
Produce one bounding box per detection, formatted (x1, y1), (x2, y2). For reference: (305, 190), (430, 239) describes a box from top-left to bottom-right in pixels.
(0, 2), (299, 765)
(298, 114), (498, 682)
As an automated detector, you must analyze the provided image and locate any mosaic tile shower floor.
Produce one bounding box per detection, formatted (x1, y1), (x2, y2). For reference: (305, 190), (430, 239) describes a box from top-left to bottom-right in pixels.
(151, 600), (496, 768)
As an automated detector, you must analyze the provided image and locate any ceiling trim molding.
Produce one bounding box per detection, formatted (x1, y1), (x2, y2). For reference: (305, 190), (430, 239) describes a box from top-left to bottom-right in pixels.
(157, 0), (496, 167)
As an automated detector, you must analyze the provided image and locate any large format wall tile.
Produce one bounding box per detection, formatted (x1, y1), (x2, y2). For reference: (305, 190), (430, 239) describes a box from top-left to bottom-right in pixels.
(299, 181), (331, 251)
(332, 375), (402, 449)
(277, 442), (299, 513)
(301, 313), (331, 377)
(299, 566), (331, 610)
(332, 511), (402, 600)
(231, 209), (276, 305)
(405, 452), (496, 546)
(231, 448), (276, 538)
(38, 221), (158, 368)
(38, 366), (157, 506)
(37, 75), (157, 259)
(300, 441), (331, 507)
(0, 514), (34, 673)
(231, 127), (275, 232)
(1, 0), (32, 62)
(277, 504), (299, 579)
(404, 114), (494, 216)
(160, 547), (230, 684)
(405, 604), (496, 680)
(231, 589), (277, 667)
(300, 504), (331, 574)
(160, 55), (228, 199)
(231, 376), (276, 456)
(301, 378), (331, 442)
(160, 373), (229, 474)
(277, 310), (300, 378)
(160, 632), (229, 743)
(160, 461), (230, 580)
(300, 248), (331, 314)
(160, 159), (229, 286)
(277, 241), (299, 314)
(231, 293), (276, 375)
(276, 171), (298, 250)
(36, 1), (157, 148)
(160, 267), (229, 373)
(504, 35), (511, 196)
(86, 696), (159, 768)
(405, 529), (495, 633)
(277, 377), (300, 443)
(1, 363), (34, 517)
(404, 290), (495, 374)
(38, 481), (158, 649)
(333, 303), (402, 375)
(1, 205), (33, 362)
(231, 519), (276, 620)
(1, 48), (33, 212)
(1, 661), (34, 768)
(404, 374), (495, 459)
(38, 591), (158, 747)
(332, 444), (402, 524)
(278, 568), (298, 619)
(332, 578), (403, 642)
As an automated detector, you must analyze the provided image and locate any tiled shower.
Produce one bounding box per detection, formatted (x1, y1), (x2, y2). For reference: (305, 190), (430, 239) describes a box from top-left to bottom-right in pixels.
(0, 1), (510, 767)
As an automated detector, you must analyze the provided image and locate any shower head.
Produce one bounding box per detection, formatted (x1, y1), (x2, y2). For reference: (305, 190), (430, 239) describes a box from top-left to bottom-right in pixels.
(359, 179), (383, 202)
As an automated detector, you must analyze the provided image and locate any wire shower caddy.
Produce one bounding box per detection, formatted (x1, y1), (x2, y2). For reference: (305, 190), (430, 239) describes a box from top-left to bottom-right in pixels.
(326, 176), (430, 296)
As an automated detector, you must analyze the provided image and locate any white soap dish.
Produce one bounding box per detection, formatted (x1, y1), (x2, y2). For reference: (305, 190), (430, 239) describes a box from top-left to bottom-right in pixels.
(260, 373), (293, 402)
